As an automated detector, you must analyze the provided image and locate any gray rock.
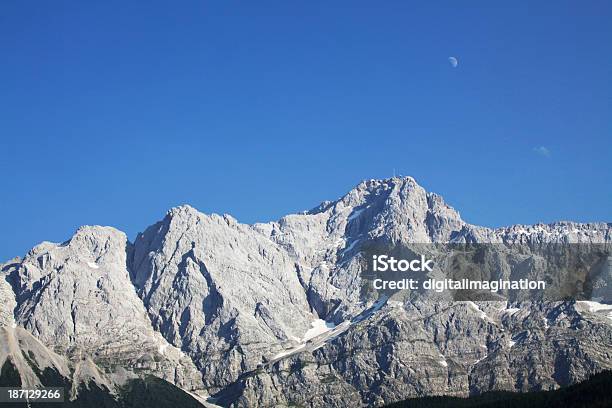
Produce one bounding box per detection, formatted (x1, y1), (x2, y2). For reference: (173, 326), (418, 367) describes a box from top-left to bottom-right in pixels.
(2, 176), (611, 407)
(131, 206), (314, 392)
(4, 226), (203, 392)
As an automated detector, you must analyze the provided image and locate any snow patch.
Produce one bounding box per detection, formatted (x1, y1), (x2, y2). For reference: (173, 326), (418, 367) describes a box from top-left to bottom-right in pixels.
(347, 209), (364, 222)
(269, 298), (388, 363)
(576, 301), (612, 322)
(158, 344), (168, 355)
(303, 319), (335, 342)
(466, 301), (494, 323)
(503, 308), (520, 316)
(473, 354), (488, 365)
(343, 239), (360, 253)
(577, 301), (612, 313)
(272, 344), (306, 360)
(87, 262), (99, 269)
(353, 295), (389, 323)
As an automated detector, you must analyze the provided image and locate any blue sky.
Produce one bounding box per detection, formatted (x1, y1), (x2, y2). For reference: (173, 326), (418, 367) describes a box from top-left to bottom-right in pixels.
(1, 1), (611, 260)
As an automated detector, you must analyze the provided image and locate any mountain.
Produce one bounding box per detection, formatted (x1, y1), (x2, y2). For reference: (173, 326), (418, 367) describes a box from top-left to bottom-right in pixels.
(1, 177), (611, 407)
(0, 326), (205, 408)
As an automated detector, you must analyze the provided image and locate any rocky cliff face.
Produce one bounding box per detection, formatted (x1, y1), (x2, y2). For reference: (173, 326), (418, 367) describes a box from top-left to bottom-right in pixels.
(1, 226), (203, 395)
(217, 299), (612, 407)
(131, 206), (314, 392)
(1, 177), (610, 407)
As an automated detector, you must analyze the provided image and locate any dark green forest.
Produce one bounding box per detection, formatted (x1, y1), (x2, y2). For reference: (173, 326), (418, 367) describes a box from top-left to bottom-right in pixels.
(386, 371), (612, 408)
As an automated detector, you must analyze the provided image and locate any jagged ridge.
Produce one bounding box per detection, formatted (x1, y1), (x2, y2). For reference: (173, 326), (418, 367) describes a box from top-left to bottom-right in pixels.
(1, 177), (610, 407)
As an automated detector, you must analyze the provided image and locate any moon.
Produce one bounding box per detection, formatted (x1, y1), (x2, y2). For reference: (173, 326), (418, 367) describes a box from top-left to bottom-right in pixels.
(448, 56), (458, 68)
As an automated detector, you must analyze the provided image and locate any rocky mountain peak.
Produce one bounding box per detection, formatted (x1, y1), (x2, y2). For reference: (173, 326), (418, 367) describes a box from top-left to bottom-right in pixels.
(331, 176), (465, 243)
(2, 176), (611, 407)
(165, 204), (203, 222)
